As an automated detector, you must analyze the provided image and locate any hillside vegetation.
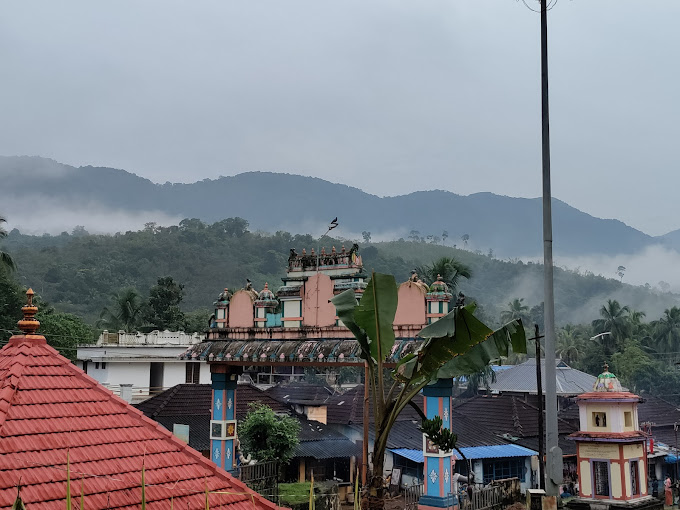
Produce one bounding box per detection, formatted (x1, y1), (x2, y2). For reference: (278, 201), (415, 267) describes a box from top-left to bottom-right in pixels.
(4, 218), (676, 326)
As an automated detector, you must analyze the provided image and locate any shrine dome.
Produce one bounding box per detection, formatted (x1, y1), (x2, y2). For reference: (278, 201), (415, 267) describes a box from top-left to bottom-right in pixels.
(255, 283), (278, 307)
(576, 363), (640, 403)
(427, 275), (451, 296)
(593, 363), (624, 392)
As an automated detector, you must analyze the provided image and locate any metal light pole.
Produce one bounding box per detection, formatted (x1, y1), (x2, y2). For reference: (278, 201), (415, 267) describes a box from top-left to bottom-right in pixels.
(539, 0), (562, 497)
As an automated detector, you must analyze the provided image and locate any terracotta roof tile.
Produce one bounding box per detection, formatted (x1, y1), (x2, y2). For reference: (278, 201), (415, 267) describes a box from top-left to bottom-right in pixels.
(0, 334), (282, 510)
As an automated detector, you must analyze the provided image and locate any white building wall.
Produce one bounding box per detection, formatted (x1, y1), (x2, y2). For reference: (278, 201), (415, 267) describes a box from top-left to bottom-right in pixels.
(163, 362), (187, 388)
(103, 362), (151, 398)
(199, 365), (211, 384)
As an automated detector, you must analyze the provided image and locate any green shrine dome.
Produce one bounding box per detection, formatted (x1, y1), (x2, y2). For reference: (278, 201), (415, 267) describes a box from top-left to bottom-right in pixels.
(593, 363), (623, 392)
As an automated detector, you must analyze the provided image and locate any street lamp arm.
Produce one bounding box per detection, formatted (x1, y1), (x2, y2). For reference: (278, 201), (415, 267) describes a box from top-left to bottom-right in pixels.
(589, 332), (612, 341)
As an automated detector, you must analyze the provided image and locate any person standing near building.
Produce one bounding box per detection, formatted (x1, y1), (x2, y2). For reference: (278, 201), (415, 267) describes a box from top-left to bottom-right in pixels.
(665, 475), (673, 506)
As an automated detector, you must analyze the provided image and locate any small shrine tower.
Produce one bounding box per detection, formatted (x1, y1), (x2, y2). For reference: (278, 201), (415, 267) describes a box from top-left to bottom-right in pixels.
(425, 276), (452, 324)
(568, 364), (659, 510)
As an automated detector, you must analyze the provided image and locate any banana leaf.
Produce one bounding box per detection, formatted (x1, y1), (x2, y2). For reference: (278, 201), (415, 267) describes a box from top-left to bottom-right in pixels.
(353, 273), (398, 363)
(397, 306), (525, 384)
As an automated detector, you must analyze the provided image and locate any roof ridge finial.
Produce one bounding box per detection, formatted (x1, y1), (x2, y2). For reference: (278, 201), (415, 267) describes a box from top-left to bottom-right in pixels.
(603, 361), (609, 373)
(18, 288), (40, 335)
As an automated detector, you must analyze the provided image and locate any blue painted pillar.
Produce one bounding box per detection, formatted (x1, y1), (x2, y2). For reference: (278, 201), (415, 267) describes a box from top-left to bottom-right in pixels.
(210, 372), (238, 471)
(419, 378), (457, 510)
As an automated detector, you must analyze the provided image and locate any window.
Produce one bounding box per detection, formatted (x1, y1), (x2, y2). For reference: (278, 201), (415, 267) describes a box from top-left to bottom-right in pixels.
(483, 459), (526, 484)
(95, 362), (100, 369)
(101, 362), (107, 369)
(210, 421), (224, 440)
(592, 412), (607, 427)
(593, 461), (610, 497)
(185, 362), (200, 384)
(630, 460), (639, 495)
(624, 412), (633, 428)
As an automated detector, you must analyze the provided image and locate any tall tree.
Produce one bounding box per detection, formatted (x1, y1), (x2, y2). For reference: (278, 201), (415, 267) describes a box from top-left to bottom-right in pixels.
(556, 326), (584, 365)
(145, 277), (186, 331)
(98, 288), (144, 332)
(653, 307), (680, 355)
(362, 231), (372, 243)
(500, 298), (530, 324)
(461, 233), (470, 248)
(332, 272), (526, 510)
(591, 299), (630, 350)
(414, 256), (472, 294)
(0, 216), (15, 272)
(0, 269), (23, 344)
(37, 304), (95, 361)
(616, 265), (626, 282)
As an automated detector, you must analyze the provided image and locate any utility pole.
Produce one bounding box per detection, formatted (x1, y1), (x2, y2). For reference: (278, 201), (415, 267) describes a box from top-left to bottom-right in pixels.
(540, 0), (562, 497)
(535, 324), (545, 490)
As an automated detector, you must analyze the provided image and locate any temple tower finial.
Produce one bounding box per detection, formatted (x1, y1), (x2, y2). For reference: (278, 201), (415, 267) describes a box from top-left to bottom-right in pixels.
(18, 288), (40, 335)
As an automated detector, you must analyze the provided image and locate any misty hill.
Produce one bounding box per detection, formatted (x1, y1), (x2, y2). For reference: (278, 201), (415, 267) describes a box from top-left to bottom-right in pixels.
(3, 221), (678, 327)
(0, 155), (667, 258)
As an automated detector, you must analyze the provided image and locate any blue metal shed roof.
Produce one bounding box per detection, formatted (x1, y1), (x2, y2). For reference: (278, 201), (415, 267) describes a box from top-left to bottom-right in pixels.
(390, 448), (424, 463)
(459, 444), (537, 459)
(390, 444), (537, 464)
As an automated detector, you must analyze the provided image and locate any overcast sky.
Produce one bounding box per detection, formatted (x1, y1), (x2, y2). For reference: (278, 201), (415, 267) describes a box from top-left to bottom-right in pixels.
(1, 1), (678, 236)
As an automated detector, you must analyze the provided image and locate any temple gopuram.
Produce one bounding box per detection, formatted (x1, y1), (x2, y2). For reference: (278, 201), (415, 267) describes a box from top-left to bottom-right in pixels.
(185, 243), (459, 507)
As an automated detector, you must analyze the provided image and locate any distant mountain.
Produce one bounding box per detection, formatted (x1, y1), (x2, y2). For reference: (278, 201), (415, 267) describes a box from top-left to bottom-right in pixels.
(659, 229), (680, 251)
(0, 155), (667, 258)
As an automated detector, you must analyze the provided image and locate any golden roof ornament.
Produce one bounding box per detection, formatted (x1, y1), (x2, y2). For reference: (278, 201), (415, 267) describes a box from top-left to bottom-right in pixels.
(18, 288), (40, 335)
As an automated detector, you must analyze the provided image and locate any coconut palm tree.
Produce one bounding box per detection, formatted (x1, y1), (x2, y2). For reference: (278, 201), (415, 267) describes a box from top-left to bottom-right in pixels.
(500, 298), (530, 324)
(591, 299), (630, 351)
(465, 365), (497, 394)
(97, 288), (144, 332)
(556, 327), (584, 365)
(653, 307), (680, 355)
(626, 309), (647, 337)
(413, 256), (472, 294)
(0, 216), (15, 271)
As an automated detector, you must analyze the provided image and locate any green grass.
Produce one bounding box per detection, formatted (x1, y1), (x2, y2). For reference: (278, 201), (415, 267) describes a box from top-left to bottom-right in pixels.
(278, 482), (312, 505)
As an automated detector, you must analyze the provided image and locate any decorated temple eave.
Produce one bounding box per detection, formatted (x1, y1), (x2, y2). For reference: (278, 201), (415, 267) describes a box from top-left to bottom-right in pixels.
(568, 430), (649, 442)
(576, 392), (642, 403)
(207, 324), (424, 341)
(182, 338), (423, 366)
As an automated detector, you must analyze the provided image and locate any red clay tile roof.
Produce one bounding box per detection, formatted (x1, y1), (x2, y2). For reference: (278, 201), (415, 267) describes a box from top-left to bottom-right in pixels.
(0, 333), (281, 510)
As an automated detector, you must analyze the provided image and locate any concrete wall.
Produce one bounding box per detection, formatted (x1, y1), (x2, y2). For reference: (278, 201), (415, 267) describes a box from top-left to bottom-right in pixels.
(303, 274), (336, 327)
(229, 290), (255, 328)
(163, 362), (186, 387)
(394, 281), (426, 326)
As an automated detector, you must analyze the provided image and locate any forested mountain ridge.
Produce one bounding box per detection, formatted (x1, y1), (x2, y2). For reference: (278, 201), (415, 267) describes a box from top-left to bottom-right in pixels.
(3, 219), (677, 326)
(0, 155), (672, 258)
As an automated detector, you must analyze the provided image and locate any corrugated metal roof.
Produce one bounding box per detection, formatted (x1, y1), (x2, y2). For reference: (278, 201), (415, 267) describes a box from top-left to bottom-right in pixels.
(458, 444), (537, 459)
(487, 359), (599, 396)
(295, 439), (362, 459)
(390, 444), (537, 464)
(390, 448), (424, 463)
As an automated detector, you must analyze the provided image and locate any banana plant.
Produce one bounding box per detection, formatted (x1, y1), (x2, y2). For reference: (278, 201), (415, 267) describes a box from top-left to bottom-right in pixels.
(331, 272), (526, 510)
